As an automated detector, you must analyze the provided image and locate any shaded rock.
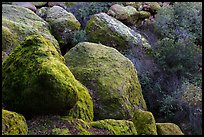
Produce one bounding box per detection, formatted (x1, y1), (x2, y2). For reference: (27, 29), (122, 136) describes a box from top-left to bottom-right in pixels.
(46, 6), (81, 54)
(143, 2), (161, 13)
(2, 35), (90, 117)
(12, 2), (37, 11)
(36, 7), (48, 19)
(156, 123), (184, 135)
(132, 109), (157, 135)
(2, 109), (28, 135)
(85, 13), (151, 51)
(2, 4), (60, 55)
(64, 42), (147, 120)
(91, 119), (137, 135)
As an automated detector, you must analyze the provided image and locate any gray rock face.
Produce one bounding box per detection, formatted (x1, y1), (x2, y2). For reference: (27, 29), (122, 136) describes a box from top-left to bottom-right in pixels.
(85, 13), (151, 51)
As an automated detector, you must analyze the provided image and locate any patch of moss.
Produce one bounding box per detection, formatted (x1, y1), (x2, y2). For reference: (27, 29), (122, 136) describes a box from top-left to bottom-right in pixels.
(2, 35), (88, 117)
(156, 123), (184, 135)
(51, 128), (70, 135)
(61, 117), (92, 135)
(64, 42), (147, 120)
(132, 109), (157, 135)
(67, 83), (94, 122)
(2, 109), (28, 135)
(91, 119), (137, 135)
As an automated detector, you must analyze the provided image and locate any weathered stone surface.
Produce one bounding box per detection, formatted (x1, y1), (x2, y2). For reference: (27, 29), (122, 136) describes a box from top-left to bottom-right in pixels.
(2, 4), (60, 55)
(156, 123), (184, 135)
(85, 13), (151, 52)
(132, 109), (157, 135)
(64, 42), (147, 120)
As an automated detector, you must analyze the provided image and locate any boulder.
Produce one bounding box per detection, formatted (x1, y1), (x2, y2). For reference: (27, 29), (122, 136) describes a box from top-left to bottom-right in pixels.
(2, 109), (28, 135)
(36, 7), (48, 19)
(46, 6), (81, 54)
(12, 2), (37, 11)
(2, 35), (92, 118)
(108, 4), (140, 25)
(2, 4), (60, 55)
(85, 13), (151, 52)
(132, 109), (157, 135)
(156, 123), (184, 135)
(143, 2), (161, 13)
(64, 42), (147, 120)
(91, 119), (137, 135)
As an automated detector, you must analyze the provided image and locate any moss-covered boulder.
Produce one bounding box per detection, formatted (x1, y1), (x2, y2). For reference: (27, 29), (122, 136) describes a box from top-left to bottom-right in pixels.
(156, 123), (184, 135)
(45, 5), (81, 52)
(2, 4), (60, 55)
(107, 4), (140, 25)
(138, 11), (151, 19)
(2, 109), (28, 135)
(85, 12), (150, 51)
(64, 42), (147, 120)
(2, 35), (92, 118)
(132, 109), (157, 135)
(91, 119), (137, 135)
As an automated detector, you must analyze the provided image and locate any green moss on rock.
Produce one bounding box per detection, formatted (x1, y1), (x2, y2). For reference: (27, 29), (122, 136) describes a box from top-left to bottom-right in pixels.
(2, 35), (89, 117)
(46, 6), (81, 46)
(156, 123), (184, 135)
(2, 109), (28, 135)
(64, 42), (147, 120)
(132, 109), (157, 135)
(85, 12), (151, 51)
(2, 4), (60, 54)
(91, 119), (137, 135)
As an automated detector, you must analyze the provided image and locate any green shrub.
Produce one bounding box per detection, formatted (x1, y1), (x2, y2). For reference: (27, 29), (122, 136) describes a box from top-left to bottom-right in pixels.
(159, 80), (202, 135)
(71, 30), (87, 46)
(153, 38), (201, 77)
(154, 2), (202, 47)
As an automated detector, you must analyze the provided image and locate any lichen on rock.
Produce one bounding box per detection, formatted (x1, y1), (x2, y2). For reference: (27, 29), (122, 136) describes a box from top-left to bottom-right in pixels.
(2, 109), (28, 135)
(132, 109), (157, 135)
(64, 42), (147, 120)
(156, 123), (184, 135)
(91, 119), (138, 135)
(85, 12), (151, 51)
